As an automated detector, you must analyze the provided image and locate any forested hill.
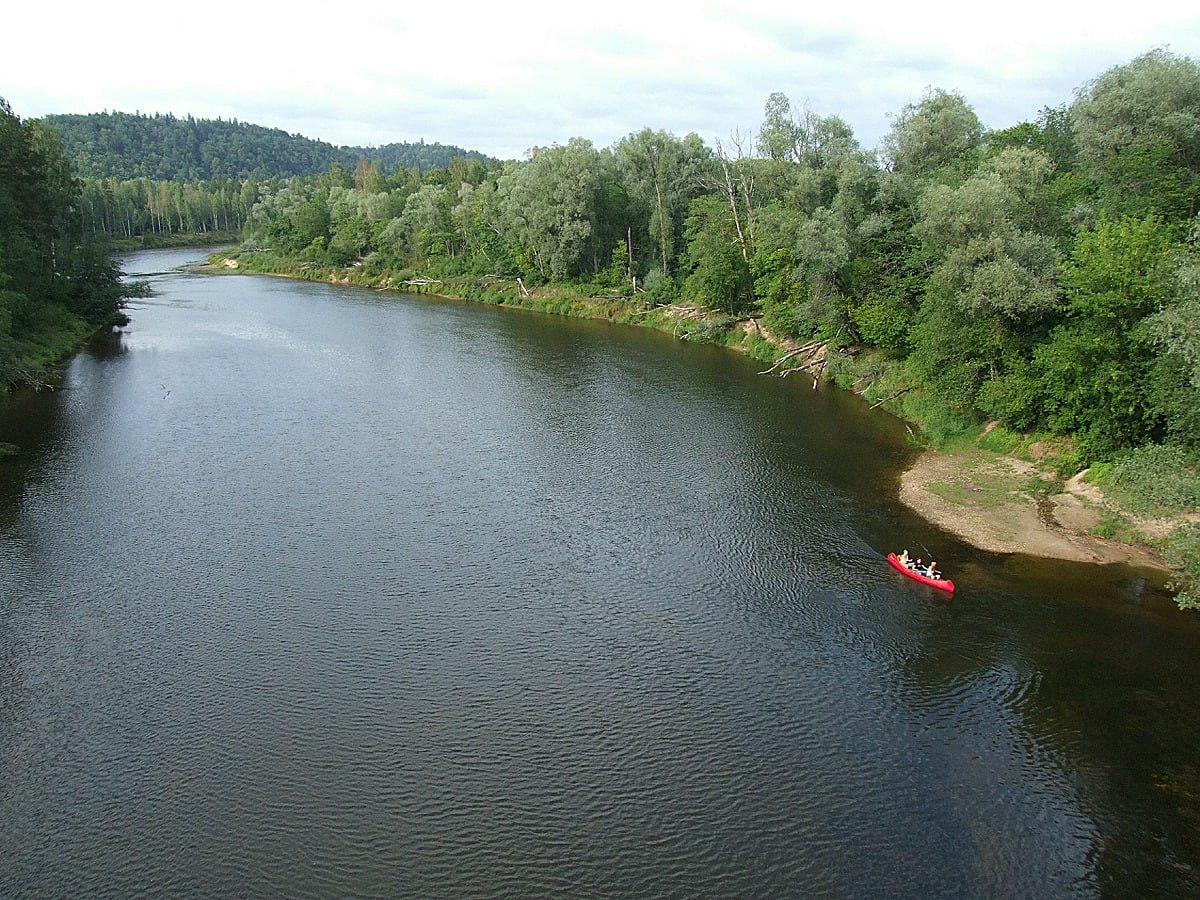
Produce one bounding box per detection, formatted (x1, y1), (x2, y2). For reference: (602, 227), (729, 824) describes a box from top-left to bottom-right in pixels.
(39, 111), (493, 181)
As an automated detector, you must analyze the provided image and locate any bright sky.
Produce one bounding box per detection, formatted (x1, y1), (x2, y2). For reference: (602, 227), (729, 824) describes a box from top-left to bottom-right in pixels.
(4, 2), (1198, 160)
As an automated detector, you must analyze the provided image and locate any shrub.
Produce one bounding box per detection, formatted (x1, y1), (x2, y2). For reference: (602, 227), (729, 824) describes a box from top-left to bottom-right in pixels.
(1165, 523), (1200, 611)
(851, 293), (911, 351)
(1100, 444), (1200, 515)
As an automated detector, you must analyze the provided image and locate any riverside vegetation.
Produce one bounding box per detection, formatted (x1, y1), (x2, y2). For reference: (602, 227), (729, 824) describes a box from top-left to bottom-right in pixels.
(0, 99), (139, 390)
(12, 49), (1200, 608)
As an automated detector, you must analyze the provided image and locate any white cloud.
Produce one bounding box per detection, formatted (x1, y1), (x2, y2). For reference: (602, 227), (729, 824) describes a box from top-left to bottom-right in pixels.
(4, 1), (1197, 160)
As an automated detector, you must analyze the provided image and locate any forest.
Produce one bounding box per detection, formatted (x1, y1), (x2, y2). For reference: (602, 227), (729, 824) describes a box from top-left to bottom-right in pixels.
(37, 113), (492, 240)
(42, 111), (492, 181)
(0, 100), (135, 388)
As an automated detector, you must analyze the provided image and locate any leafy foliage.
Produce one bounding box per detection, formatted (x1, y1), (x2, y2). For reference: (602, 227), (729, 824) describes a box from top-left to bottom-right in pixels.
(882, 88), (984, 178)
(1034, 215), (1177, 456)
(0, 99), (134, 386)
(682, 197), (753, 314)
(1094, 445), (1200, 516)
(1071, 49), (1200, 224)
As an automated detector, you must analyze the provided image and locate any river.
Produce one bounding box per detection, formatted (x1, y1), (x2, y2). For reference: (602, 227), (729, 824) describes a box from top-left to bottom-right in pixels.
(1, 248), (1197, 897)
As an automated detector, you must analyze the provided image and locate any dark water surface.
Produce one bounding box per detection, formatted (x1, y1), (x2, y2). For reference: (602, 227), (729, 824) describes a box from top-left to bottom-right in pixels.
(1, 249), (1197, 897)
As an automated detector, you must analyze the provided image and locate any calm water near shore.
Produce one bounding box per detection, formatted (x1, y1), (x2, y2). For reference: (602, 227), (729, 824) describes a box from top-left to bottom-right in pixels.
(1, 248), (1197, 897)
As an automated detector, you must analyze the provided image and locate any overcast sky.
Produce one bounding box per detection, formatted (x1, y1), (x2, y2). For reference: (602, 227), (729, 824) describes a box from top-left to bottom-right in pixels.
(4, 2), (1197, 161)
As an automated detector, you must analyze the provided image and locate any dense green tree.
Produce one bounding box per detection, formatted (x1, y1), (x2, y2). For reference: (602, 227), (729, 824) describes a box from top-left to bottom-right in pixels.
(757, 92), (803, 162)
(682, 197), (754, 313)
(914, 149), (1060, 319)
(397, 184), (455, 259)
(496, 139), (609, 281)
(1071, 49), (1200, 224)
(0, 98), (132, 385)
(883, 88), (984, 180)
(746, 106), (881, 341)
(1149, 224), (1200, 389)
(1034, 215), (1176, 455)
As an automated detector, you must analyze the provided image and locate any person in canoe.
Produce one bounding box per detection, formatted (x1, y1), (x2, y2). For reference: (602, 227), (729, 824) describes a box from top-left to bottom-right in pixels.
(888, 551), (955, 592)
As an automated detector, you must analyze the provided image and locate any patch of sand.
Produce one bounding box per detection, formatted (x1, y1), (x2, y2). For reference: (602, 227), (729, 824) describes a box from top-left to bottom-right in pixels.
(900, 450), (1168, 569)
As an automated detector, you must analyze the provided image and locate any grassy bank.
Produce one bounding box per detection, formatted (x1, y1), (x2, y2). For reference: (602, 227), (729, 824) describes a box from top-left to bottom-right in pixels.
(2, 305), (101, 392)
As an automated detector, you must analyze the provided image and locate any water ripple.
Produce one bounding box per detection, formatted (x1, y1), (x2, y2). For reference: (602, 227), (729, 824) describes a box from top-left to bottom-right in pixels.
(1, 252), (1195, 898)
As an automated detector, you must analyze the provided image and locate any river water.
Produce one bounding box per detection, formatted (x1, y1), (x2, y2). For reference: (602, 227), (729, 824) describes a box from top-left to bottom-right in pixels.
(1, 248), (1197, 897)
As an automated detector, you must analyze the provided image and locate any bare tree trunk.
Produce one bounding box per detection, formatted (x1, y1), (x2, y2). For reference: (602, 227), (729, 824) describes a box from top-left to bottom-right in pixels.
(714, 138), (750, 261)
(627, 225), (635, 288)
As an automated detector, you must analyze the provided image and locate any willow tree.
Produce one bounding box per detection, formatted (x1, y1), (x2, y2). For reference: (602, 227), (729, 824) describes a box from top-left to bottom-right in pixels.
(496, 138), (608, 281)
(1071, 48), (1200, 224)
(907, 147), (1062, 422)
(883, 88), (984, 180)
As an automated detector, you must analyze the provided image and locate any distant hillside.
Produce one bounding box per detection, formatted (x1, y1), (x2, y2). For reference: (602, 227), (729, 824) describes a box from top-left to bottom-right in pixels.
(40, 111), (494, 181)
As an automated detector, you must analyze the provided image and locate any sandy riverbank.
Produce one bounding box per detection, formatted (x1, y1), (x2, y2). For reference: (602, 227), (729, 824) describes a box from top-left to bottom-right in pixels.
(899, 450), (1169, 569)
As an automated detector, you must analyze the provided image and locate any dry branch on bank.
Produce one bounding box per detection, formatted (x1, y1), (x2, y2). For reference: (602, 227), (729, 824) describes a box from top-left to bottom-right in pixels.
(758, 340), (826, 376)
(869, 387), (913, 410)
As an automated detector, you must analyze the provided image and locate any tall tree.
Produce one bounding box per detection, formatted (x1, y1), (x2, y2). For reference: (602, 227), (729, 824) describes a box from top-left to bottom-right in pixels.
(496, 139), (607, 281)
(1070, 49), (1200, 224)
(615, 129), (712, 278)
(1034, 215), (1177, 455)
(883, 88), (984, 180)
(0, 98), (131, 385)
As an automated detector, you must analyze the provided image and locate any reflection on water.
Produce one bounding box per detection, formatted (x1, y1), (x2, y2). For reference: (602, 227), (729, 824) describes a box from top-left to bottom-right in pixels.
(0, 248), (1197, 897)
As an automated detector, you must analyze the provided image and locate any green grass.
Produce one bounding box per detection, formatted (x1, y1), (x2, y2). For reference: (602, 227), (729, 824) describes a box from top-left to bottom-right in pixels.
(975, 425), (1023, 455)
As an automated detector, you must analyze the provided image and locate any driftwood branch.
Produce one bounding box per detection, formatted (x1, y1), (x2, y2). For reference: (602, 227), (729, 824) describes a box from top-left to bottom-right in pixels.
(869, 387), (912, 410)
(778, 357), (828, 389)
(811, 357), (828, 389)
(12, 367), (53, 391)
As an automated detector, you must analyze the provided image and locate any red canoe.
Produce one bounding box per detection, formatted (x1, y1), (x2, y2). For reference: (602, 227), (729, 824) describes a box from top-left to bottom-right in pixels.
(888, 553), (955, 593)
